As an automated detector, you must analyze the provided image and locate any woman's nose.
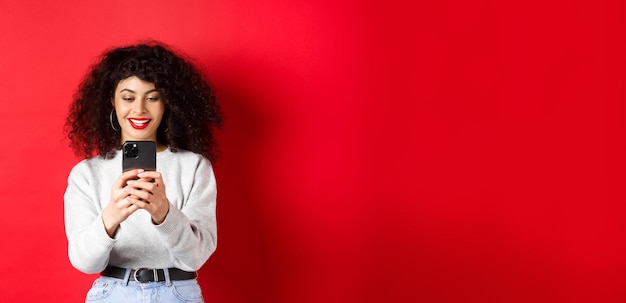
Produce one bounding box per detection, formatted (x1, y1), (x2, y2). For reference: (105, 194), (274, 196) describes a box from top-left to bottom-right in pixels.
(132, 100), (147, 113)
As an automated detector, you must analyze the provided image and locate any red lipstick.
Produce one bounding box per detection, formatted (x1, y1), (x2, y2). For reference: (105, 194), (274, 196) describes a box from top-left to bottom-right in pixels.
(128, 118), (151, 130)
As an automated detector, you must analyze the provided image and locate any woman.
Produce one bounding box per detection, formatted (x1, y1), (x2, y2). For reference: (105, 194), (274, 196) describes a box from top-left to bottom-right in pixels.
(64, 41), (222, 302)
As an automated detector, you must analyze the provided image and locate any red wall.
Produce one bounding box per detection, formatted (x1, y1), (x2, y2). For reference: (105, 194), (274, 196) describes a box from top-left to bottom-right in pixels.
(1, 0), (626, 302)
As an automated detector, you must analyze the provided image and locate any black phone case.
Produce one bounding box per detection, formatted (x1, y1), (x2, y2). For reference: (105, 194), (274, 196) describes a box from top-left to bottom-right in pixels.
(122, 141), (156, 172)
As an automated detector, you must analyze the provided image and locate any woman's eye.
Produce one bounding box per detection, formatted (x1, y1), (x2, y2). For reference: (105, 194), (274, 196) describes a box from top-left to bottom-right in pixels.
(147, 96), (160, 101)
(122, 97), (134, 101)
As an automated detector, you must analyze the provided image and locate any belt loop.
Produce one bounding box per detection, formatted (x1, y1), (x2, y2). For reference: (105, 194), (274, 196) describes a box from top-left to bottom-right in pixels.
(122, 268), (132, 286)
(163, 268), (172, 286)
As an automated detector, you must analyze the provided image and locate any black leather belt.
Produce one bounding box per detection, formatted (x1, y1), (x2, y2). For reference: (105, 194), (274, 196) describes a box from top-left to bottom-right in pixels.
(101, 266), (197, 283)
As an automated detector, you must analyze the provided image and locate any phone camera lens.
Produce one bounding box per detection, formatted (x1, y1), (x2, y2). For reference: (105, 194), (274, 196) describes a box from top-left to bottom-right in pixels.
(124, 143), (139, 158)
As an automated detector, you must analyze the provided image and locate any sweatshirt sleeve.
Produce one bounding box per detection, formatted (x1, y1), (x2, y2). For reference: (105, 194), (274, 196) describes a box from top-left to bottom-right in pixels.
(154, 156), (218, 271)
(64, 163), (117, 274)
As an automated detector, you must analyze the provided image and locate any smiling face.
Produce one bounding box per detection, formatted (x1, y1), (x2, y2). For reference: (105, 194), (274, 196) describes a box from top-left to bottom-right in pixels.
(113, 76), (165, 145)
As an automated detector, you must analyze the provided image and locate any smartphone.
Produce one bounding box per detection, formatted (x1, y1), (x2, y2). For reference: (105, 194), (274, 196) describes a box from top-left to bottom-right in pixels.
(122, 141), (156, 172)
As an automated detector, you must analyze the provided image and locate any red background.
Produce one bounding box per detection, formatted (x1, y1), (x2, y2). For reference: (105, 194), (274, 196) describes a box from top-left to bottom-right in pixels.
(1, 0), (626, 302)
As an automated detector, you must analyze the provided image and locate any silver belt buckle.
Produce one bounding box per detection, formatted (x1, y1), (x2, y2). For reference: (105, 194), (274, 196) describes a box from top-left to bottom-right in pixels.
(133, 268), (158, 283)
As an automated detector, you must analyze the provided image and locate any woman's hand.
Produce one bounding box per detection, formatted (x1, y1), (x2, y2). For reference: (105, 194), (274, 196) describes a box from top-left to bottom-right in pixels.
(123, 170), (170, 225)
(102, 170), (143, 237)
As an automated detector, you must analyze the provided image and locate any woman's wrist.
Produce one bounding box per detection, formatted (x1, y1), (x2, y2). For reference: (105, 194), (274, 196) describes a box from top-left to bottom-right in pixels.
(151, 205), (170, 225)
(102, 214), (119, 238)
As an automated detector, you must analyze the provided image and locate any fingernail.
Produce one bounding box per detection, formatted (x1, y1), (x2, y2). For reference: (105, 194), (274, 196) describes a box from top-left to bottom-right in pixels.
(127, 180), (135, 185)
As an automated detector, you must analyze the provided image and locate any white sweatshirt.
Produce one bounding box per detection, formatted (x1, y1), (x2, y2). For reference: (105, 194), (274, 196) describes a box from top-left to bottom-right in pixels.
(64, 148), (217, 274)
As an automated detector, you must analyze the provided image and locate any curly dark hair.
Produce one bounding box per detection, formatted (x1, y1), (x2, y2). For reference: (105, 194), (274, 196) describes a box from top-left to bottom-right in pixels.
(65, 41), (223, 161)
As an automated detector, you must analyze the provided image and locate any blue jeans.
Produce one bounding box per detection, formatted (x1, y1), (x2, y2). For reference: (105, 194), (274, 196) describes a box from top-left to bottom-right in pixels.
(85, 269), (204, 303)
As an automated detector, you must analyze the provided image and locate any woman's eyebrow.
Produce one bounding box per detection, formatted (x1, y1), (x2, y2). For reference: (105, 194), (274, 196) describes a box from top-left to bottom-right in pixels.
(119, 88), (160, 94)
